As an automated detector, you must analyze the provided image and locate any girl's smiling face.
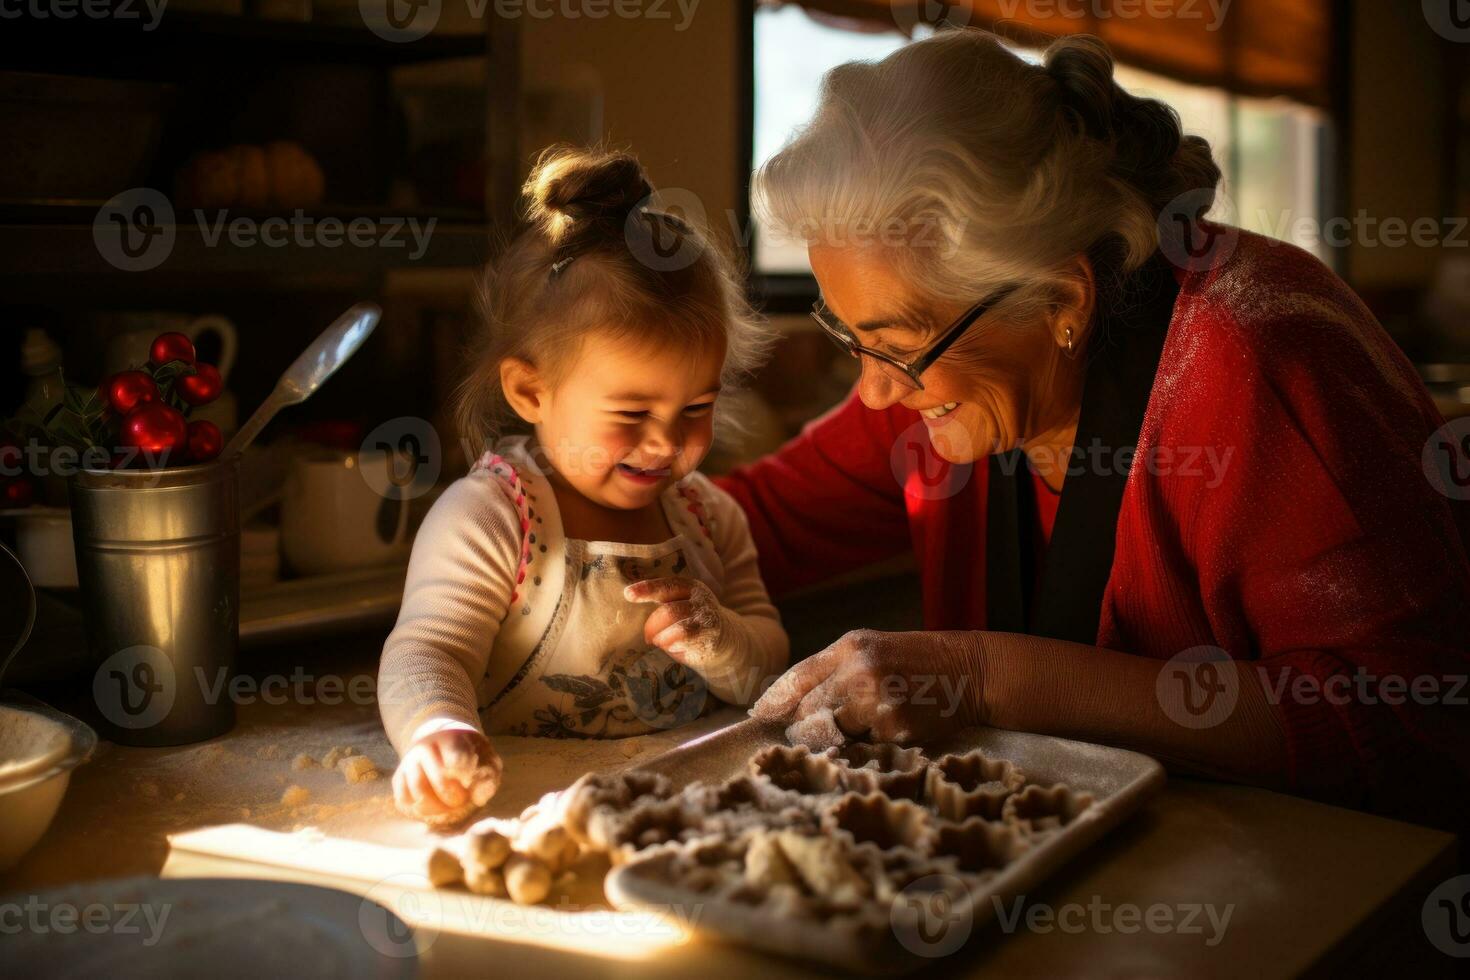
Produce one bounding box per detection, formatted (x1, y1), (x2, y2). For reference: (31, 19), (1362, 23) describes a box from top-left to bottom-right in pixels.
(501, 331), (725, 510)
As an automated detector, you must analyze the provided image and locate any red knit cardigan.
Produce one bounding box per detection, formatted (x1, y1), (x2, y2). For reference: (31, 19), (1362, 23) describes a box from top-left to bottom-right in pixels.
(719, 231), (1470, 818)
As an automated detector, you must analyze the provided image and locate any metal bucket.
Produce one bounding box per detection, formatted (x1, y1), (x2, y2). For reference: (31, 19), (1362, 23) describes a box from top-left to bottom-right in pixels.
(68, 456), (239, 745)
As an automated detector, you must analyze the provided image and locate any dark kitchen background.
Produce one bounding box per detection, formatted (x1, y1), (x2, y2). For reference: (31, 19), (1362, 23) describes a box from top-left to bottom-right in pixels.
(1, 1), (1468, 655)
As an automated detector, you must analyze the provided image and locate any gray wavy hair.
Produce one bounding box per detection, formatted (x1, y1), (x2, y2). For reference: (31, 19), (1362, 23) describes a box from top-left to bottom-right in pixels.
(755, 30), (1221, 322)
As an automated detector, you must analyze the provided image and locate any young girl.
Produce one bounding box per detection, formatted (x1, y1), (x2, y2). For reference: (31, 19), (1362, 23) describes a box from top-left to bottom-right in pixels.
(378, 148), (789, 825)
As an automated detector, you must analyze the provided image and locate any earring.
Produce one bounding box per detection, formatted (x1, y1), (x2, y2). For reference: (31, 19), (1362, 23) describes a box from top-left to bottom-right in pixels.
(1065, 326), (1074, 354)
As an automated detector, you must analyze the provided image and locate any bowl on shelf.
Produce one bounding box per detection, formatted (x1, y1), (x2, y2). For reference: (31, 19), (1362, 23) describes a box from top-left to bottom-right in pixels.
(0, 72), (173, 201)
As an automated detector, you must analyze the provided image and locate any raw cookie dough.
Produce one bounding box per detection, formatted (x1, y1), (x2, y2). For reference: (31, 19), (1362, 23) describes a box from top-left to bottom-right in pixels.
(427, 847), (463, 887)
(410, 747), (504, 830)
(465, 827), (512, 871)
(464, 864), (507, 897)
(775, 831), (870, 905)
(281, 785), (311, 807)
(338, 755), (378, 784)
(322, 746), (358, 770)
(785, 708), (845, 752)
(503, 855), (552, 905)
(744, 831), (800, 889)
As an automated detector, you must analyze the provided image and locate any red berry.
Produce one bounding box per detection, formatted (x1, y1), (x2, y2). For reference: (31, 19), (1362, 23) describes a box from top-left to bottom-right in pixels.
(186, 419), (223, 462)
(177, 362), (223, 406)
(149, 331), (196, 367)
(1, 478), (34, 508)
(121, 402), (188, 459)
(105, 371), (160, 415)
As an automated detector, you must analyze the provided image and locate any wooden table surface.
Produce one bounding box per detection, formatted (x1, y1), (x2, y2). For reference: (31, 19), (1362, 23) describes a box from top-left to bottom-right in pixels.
(2, 649), (1461, 978)
(162, 748), (1464, 979)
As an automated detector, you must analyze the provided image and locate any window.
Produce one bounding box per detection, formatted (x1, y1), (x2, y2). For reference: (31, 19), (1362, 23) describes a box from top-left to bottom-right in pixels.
(751, 8), (1332, 277)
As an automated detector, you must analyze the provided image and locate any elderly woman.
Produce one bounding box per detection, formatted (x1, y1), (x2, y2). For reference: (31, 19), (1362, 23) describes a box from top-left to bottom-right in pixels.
(721, 30), (1470, 826)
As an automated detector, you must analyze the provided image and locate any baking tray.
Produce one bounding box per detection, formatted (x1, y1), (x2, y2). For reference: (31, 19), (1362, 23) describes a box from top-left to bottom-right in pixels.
(605, 719), (1165, 973)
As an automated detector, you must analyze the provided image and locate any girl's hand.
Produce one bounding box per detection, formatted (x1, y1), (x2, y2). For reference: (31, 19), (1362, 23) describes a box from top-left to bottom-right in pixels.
(625, 576), (732, 667)
(392, 727), (503, 825)
(750, 629), (985, 744)
(625, 576), (769, 703)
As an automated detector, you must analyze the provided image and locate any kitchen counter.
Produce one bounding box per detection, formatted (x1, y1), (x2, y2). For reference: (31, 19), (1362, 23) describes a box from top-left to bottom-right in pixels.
(1, 634), (1458, 978)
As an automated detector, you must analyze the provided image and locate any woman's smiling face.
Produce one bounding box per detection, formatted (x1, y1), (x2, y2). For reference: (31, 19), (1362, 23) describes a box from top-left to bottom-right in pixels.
(809, 243), (1085, 464)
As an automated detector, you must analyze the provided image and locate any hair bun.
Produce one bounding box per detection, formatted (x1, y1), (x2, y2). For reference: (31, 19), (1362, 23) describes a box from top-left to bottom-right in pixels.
(1044, 34), (1216, 213)
(1044, 35), (1120, 141)
(526, 148), (653, 242)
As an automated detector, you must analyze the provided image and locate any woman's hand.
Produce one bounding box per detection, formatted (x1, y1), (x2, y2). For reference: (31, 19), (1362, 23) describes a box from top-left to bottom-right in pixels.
(392, 727), (503, 825)
(750, 629), (985, 744)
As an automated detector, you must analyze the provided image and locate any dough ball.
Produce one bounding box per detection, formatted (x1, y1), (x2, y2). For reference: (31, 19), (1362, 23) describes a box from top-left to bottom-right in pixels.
(520, 824), (570, 870)
(291, 753), (317, 771)
(419, 800), (477, 831)
(338, 755), (379, 784)
(426, 847), (462, 888)
(281, 784), (311, 807)
(464, 829), (511, 871)
(503, 855), (552, 906)
(463, 864), (506, 898)
(433, 754), (503, 818)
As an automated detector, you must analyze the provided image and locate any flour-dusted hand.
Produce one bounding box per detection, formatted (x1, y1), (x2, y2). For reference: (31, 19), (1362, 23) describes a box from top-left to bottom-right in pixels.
(751, 629), (985, 745)
(626, 576), (725, 656)
(393, 726), (503, 828)
(625, 576), (780, 706)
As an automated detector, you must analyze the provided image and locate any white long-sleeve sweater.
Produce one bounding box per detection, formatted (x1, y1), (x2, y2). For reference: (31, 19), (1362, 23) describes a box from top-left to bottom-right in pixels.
(378, 438), (788, 754)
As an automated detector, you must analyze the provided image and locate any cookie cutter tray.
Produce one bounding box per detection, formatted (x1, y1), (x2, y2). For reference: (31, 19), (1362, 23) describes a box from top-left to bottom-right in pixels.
(605, 719), (1165, 973)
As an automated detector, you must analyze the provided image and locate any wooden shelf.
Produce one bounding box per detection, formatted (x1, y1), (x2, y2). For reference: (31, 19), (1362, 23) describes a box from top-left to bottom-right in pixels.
(0, 200), (484, 225)
(0, 202), (492, 279)
(0, 14), (521, 281)
(0, 12), (486, 79)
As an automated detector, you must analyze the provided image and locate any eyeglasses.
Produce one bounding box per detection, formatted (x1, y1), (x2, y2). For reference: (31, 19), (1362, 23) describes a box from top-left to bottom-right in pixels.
(811, 285), (1018, 391)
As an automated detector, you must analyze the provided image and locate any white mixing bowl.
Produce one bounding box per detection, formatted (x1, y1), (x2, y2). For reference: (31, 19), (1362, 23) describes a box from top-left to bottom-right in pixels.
(0, 702), (96, 871)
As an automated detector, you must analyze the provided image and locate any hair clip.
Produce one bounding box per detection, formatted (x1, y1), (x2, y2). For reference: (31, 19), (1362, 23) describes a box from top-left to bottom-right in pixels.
(637, 207), (692, 234)
(549, 256), (575, 277)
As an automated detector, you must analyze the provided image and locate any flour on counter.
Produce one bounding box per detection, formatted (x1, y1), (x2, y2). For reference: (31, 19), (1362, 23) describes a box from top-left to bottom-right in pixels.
(1, 682), (743, 890)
